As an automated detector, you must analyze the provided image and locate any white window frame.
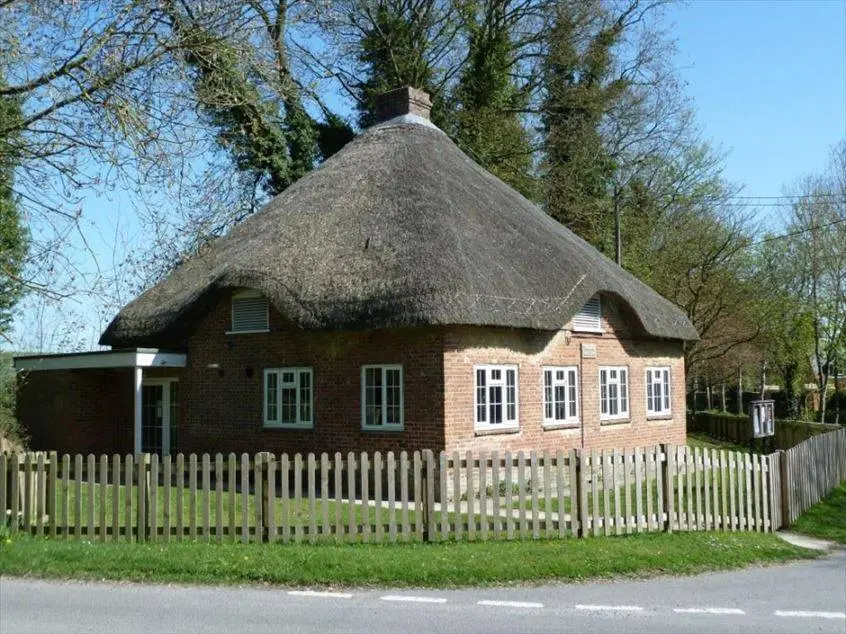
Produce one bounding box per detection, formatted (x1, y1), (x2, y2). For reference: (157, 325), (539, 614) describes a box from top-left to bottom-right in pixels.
(474, 365), (519, 431)
(572, 296), (603, 333)
(227, 289), (270, 334)
(361, 365), (404, 431)
(263, 367), (314, 429)
(646, 366), (672, 416)
(542, 366), (580, 427)
(599, 366), (629, 421)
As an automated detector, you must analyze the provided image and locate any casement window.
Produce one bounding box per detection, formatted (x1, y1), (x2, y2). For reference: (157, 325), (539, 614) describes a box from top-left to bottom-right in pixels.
(599, 366), (629, 421)
(229, 290), (269, 333)
(646, 367), (672, 415)
(572, 296), (602, 332)
(543, 366), (579, 426)
(474, 365), (519, 430)
(361, 365), (403, 430)
(264, 368), (313, 428)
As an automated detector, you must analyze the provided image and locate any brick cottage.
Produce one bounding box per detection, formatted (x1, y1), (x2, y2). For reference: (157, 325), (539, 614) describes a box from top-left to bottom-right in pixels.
(15, 87), (697, 458)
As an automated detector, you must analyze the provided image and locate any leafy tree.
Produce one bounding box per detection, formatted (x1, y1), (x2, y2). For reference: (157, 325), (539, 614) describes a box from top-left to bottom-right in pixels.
(449, 0), (537, 198)
(774, 143), (846, 422)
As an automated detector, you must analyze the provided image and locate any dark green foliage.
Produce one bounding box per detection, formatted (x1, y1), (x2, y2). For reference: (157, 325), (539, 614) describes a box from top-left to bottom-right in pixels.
(541, 1), (627, 249)
(450, 0), (536, 199)
(0, 73), (27, 339)
(175, 26), (304, 195)
(356, 1), (443, 128)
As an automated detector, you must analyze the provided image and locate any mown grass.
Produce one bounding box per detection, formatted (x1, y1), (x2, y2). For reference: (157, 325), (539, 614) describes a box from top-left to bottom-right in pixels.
(791, 482), (846, 544)
(0, 531), (817, 588)
(686, 433), (749, 453)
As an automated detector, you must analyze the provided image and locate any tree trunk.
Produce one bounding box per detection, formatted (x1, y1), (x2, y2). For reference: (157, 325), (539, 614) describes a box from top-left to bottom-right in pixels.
(720, 383), (726, 412)
(737, 367), (743, 415)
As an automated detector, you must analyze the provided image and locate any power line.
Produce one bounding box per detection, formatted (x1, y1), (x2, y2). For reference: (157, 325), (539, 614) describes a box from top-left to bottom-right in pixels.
(752, 216), (846, 246)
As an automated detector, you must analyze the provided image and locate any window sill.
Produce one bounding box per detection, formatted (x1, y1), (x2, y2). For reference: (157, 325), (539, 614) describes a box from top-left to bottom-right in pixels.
(600, 418), (630, 426)
(474, 426), (520, 437)
(572, 329), (604, 336)
(542, 421), (580, 431)
(647, 413), (674, 421)
(225, 329), (270, 335)
(361, 426), (404, 434)
(262, 423), (314, 430)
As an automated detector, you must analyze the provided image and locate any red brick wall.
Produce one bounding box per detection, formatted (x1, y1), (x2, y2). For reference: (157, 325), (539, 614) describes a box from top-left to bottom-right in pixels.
(16, 368), (135, 454)
(443, 294), (687, 454)
(178, 295), (446, 455)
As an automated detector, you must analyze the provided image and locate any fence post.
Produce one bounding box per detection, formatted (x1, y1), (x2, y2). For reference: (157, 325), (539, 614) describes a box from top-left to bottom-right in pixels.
(420, 452), (429, 543)
(662, 444), (675, 532)
(423, 449), (435, 543)
(258, 453), (270, 543)
(574, 449), (586, 538)
(778, 449), (789, 529)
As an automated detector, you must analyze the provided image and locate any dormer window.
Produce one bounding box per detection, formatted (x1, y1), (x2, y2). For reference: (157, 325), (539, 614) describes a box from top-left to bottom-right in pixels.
(572, 296), (602, 333)
(229, 290), (269, 333)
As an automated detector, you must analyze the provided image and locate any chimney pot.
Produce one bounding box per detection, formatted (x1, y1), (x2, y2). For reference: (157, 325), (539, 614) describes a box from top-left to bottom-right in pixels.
(373, 86), (432, 123)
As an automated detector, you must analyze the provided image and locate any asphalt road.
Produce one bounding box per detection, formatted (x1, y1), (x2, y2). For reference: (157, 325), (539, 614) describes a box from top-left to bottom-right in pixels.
(2, 553), (844, 634)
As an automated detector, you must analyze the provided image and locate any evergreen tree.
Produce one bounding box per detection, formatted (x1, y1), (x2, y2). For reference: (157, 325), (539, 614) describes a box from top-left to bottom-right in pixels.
(355, 0), (446, 128)
(541, 0), (628, 250)
(0, 72), (28, 339)
(450, 0), (536, 199)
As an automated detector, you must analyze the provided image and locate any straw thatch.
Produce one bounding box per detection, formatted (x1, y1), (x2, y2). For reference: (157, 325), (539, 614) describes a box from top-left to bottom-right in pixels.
(100, 116), (697, 347)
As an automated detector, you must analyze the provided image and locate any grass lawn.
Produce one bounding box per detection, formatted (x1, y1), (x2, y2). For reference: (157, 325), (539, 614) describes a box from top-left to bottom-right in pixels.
(0, 531), (817, 588)
(791, 482), (846, 544)
(686, 433), (749, 453)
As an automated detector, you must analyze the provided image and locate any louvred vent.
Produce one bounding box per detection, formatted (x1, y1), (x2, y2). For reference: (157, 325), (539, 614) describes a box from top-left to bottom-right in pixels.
(572, 296), (601, 332)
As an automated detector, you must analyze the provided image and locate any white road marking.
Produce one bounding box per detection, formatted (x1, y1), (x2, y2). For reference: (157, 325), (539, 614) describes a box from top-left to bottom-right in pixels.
(674, 608), (746, 615)
(774, 610), (846, 619)
(380, 595), (448, 604)
(575, 604), (644, 612)
(477, 600), (544, 609)
(287, 590), (353, 599)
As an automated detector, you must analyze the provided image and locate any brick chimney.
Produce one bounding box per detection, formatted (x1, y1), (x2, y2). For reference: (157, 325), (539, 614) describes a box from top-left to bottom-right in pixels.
(373, 86), (432, 123)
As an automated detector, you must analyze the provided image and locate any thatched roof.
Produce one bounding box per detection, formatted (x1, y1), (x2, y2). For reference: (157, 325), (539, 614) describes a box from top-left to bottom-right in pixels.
(101, 100), (697, 347)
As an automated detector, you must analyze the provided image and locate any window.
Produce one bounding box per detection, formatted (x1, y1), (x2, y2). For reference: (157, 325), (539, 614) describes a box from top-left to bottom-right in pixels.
(264, 368), (313, 428)
(361, 365), (403, 430)
(599, 366), (629, 421)
(646, 367), (671, 415)
(230, 290), (269, 333)
(543, 366), (579, 426)
(572, 296), (602, 332)
(475, 365), (519, 430)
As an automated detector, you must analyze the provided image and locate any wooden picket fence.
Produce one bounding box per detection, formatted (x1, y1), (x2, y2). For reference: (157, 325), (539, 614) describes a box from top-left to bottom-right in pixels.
(774, 426), (846, 525)
(1, 440), (800, 543)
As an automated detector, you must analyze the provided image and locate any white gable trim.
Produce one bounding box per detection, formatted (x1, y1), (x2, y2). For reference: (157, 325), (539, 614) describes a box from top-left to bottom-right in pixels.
(13, 349), (187, 371)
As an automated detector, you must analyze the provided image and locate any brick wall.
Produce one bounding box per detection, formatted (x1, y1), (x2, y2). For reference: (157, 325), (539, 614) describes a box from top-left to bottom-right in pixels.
(178, 294), (446, 455)
(16, 368), (134, 454)
(443, 294), (687, 454)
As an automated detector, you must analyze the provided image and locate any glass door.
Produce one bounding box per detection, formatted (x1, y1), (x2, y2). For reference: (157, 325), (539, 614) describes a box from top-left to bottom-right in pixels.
(141, 380), (178, 455)
(141, 384), (164, 455)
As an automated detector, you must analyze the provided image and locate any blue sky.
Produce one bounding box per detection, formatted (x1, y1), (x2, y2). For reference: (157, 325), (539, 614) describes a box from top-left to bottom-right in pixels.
(664, 0), (845, 222)
(8, 0), (846, 351)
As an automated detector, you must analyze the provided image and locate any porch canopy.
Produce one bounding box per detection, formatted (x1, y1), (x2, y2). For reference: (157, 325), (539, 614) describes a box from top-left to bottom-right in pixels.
(14, 349), (186, 455)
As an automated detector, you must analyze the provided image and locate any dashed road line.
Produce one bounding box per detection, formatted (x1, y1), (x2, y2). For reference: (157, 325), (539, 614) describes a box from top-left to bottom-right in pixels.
(774, 610), (846, 619)
(380, 595), (448, 604)
(287, 590), (353, 599)
(575, 604), (644, 612)
(477, 600), (544, 609)
(673, 608), (745, 615)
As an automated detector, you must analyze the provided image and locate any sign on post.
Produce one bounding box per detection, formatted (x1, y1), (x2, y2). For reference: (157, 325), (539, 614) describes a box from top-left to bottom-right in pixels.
(750, 400), (775, 439)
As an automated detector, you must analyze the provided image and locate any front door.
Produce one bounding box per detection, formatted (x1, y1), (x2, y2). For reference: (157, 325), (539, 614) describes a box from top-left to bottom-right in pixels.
(141, 380), (178, 455)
